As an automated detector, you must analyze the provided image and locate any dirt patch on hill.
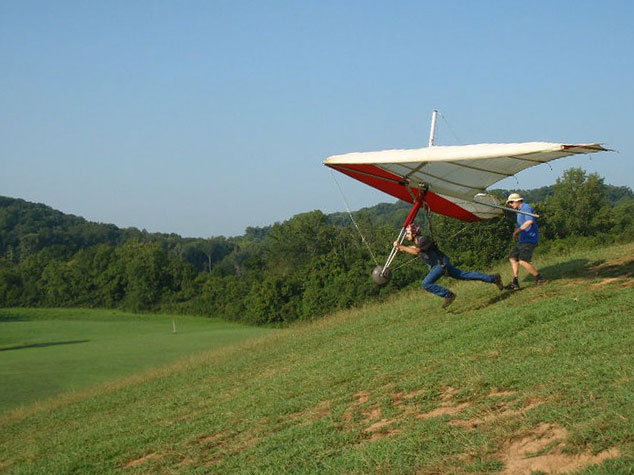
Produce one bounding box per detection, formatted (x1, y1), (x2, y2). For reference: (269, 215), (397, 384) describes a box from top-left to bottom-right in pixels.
(362, 415), (401, 442)
(391, 388), (427, 406)
(487, 389), (517, 398)
(596, 256), (633, 268)
(499, 423), (620, 475)
(413, 386), (470, 420)
(592, 277), (626, 287)
(197, 431), (228, 445)
(417, 401), (471, 419)
(346, 388), (426, 443)
(342, 391), (370, 421)
(175, 427), (261, 469)
(309, 400), (331, 420)
(313, 386), (621, 472)
(122, 452), (160, 468)
(451, 400), (543, 430)
(356, 397), (399, 442)
(289, 400), (331, 422)
(361, 403), (382, 421)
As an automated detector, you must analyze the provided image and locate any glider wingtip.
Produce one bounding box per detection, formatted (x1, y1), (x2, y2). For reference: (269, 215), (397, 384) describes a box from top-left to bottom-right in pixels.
(591, 143), (617, 154)
(562, 143), (615, 154)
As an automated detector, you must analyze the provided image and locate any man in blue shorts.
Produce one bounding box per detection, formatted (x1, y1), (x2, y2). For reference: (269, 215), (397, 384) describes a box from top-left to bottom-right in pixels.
(506, 193), (546, 289)
(394, 224), (503, 308)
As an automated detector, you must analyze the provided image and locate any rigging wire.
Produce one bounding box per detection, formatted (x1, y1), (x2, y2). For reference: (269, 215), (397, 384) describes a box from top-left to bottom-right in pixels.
(438, 112), (464, 145)
(448, 223), (470, 241)
(329, 170), (379, 266)
(390, 254), (420, 272)
(424, 202), (434, 242)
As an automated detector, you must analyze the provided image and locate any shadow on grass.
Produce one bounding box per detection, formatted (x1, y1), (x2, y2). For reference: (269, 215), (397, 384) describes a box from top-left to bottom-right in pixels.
(482, 258), (634, 307)
(0, 340), (90, 352)
(539, 258), (634, 281)
(0, 315), (30, 323)
(488, 288), (523, 305)
(489, 257), (634, 290)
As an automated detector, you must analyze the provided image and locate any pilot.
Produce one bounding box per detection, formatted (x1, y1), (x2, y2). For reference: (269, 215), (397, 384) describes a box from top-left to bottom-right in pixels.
(394, 224), (503, 308)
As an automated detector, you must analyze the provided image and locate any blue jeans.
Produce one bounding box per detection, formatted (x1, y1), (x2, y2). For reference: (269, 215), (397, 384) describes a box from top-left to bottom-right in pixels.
(421, 257), (495, 298)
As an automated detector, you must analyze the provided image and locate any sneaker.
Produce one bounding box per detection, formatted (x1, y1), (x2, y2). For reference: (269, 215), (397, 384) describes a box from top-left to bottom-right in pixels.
(504, 282), (520, 291)
(493, 274), (503, 291)
(535, 276), (547, 285)
(442, 293), (457, 308)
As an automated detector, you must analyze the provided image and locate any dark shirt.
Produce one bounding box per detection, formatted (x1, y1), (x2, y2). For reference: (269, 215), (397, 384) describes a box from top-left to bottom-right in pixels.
(414, 236), (446, 268)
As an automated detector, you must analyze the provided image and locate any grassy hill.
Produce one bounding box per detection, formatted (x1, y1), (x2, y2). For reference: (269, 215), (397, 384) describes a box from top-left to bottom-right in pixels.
(1, 242), (633, 474)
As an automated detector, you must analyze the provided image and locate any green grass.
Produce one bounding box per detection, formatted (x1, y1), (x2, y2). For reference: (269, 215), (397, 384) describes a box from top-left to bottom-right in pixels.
(0, 308), (272, 412)
(1, 243), (634, 474)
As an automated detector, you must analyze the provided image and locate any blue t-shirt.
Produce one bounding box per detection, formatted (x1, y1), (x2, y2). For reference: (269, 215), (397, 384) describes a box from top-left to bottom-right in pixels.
(516, 202), (539, 244)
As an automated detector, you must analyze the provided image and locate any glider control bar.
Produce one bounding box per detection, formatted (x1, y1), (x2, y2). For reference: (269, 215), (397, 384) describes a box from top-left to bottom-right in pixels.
(470, 198), (539, 218)
(380, 198), (423, 276)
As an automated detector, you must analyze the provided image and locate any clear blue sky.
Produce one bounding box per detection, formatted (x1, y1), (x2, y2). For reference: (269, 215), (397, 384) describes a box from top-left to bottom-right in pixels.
(1, 0), (632, 237)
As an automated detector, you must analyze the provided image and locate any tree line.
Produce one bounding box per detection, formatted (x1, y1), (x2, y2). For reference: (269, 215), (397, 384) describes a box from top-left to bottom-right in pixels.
(1, 168), (633, 325)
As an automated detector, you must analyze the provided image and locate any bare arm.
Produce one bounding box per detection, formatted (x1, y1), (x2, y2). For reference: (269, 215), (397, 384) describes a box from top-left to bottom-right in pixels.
(393, 241), (421, 256)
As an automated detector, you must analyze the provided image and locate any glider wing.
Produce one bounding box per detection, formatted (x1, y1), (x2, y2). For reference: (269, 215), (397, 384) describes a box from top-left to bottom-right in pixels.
(324, 142), (608, 221)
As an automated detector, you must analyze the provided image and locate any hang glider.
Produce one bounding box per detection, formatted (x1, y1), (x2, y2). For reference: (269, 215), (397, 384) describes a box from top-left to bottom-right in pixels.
(324, 111), (611, 285)
(324, 141), (608, 222)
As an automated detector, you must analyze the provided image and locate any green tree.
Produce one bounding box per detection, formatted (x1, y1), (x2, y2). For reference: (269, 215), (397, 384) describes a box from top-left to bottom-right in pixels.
(266, 211), (336, 275)
(541, 168), (613, 239)
(120, 242), (169, 311)
(0, 261), (23, 306)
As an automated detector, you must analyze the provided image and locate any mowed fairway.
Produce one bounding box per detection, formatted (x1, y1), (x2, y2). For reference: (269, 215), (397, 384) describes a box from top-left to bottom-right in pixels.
(0, 308), (272, 412)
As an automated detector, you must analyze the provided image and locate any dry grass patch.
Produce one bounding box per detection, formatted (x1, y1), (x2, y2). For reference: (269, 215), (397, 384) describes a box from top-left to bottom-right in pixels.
(416, 386), (471, 420)
(344, 388), (428, 443)
(181, 429), (261, 469)
(451, 400), (543, 430)
(197, 431), (228, 446)
(361, 403), (382, 422)
(488, 389), (517, 398)
(592, 277), (625, 287)
(499, 423), (620, 475)
(122, 452), (161, 468)
(342, 391), (370, 421)
(288, 400), (331, 422)
(391, 388), (427, 404)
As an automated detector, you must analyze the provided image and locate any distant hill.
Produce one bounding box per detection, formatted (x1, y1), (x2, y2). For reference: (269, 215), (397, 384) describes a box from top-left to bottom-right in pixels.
(1, 171), (632, 321)
(327, 200), (411, 227)
(0, 196), (221, 266)
(2, 182), (632, 260)
(0, 196), (152, 261)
